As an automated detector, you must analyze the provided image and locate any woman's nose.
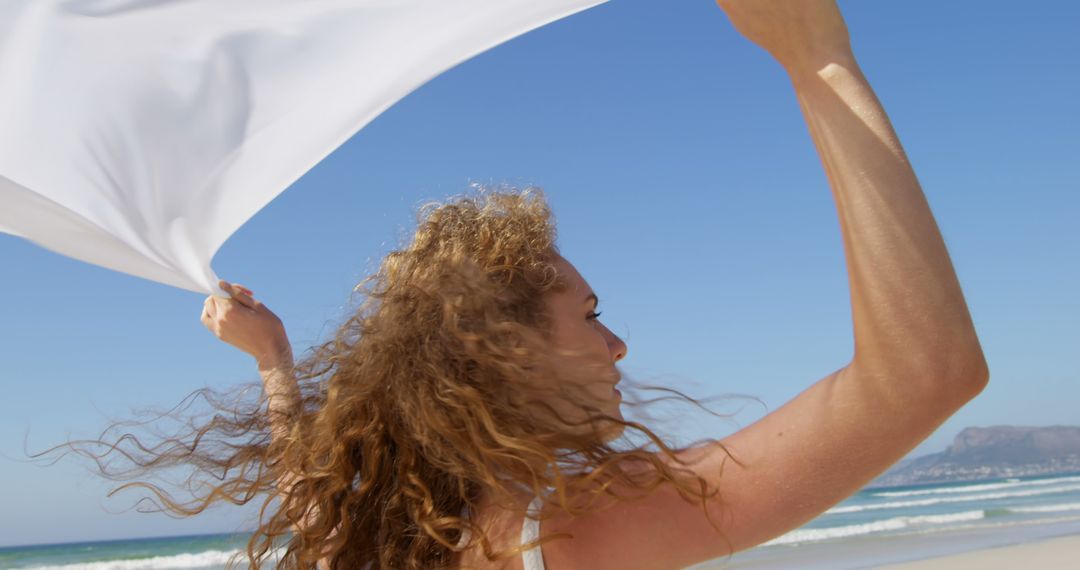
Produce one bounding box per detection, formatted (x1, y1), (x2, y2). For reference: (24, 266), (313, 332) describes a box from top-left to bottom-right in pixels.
(607, 330), (628, 363)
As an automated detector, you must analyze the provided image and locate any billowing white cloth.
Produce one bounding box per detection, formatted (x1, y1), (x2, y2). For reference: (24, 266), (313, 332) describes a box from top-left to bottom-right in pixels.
(0, 0), (605, 296)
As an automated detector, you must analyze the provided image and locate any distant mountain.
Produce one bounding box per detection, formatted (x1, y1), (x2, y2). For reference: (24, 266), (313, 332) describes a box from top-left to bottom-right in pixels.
(867, 425), (1080, 488)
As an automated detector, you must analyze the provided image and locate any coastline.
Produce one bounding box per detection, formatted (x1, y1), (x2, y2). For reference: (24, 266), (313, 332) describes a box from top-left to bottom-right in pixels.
(5, 473), (1079, 569)
(702, 518), (1080, 569)
(876, 533), (1080, 569)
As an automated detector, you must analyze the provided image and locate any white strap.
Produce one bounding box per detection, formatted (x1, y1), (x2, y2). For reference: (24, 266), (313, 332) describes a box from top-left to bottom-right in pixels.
(455, 504), (472, 552)
(457, 495), (546, 569)
(521, 495), (546, 570)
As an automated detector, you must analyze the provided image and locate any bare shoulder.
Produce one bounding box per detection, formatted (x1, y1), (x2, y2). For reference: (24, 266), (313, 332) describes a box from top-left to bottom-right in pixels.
(538, 365), (984, 570)
(457, 493), (536, 570)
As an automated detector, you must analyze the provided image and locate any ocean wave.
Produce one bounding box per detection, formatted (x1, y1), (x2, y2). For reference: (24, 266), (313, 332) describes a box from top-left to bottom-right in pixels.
(871, 475), (1080, 498)
(828, 483), (1080, 514)
(762, 510), (986, 546)
(898, 513), (1080, 538)
(24, 549), (243, 570)
(1009, 502), (1080, 514)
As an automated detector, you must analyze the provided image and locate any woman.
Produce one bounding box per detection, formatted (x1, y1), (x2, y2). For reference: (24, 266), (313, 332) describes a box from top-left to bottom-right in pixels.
(198, 1), (989, 568)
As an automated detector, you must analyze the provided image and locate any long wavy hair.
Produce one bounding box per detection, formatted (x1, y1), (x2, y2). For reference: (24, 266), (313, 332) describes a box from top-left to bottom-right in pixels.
(39, 187), (745, 569)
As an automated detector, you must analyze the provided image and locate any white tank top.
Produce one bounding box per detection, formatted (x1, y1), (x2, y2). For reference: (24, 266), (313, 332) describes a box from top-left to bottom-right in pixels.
(521, 495), (546, 570)
(456, 495), (546, 570)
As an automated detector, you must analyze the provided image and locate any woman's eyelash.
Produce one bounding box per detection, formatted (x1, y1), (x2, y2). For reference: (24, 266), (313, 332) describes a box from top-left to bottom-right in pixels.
(587, 311), (602, 320)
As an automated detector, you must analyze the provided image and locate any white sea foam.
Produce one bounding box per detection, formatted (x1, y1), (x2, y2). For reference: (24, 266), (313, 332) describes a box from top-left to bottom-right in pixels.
(899, 513), (1080, 538)
(24, 550), (235, 570)
(1009, 502), (1080, 514)
(871, 475), (1080, 498)
(25, 549), (246, 570)
(762, 510), (986, 546)
(828, 483), (1080, 514)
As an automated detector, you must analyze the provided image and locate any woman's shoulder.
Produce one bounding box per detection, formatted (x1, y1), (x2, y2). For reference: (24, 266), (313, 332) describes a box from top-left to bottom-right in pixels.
(457, 491), (537, 570)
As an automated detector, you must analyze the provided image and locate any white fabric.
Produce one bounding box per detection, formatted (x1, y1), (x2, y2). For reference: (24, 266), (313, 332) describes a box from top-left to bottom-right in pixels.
(0, 0), (606, 296)
(522, 494), (546, 570)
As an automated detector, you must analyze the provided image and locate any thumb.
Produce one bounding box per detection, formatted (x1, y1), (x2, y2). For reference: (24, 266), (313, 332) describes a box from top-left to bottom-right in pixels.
(220, 281), (258, 310)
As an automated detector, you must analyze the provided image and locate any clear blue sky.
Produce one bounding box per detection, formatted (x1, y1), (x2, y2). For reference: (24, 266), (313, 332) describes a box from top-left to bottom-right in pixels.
(1, 0), (1077, 548)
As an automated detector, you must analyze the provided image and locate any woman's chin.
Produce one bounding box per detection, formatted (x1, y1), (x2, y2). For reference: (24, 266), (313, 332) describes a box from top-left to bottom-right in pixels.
(598, 408), (626, 442)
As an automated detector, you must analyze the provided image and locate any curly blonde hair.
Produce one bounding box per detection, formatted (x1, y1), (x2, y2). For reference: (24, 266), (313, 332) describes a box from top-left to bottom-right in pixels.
(43, 187), (740, 569)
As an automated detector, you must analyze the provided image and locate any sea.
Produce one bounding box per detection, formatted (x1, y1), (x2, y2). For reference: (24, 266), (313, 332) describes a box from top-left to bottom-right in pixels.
(3, 472), (1080, 569)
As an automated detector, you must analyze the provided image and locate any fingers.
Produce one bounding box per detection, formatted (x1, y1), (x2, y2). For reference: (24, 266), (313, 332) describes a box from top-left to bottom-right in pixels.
(232, 289), (258, 310)
(201, 286), (248, 328)
(201, 296), (216, 330)
(219, 280), (258, 310)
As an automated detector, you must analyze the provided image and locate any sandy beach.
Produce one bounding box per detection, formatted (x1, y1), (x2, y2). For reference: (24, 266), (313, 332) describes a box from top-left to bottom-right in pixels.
(876, 534), (1080, 569)
(706, 519), (1080, 570)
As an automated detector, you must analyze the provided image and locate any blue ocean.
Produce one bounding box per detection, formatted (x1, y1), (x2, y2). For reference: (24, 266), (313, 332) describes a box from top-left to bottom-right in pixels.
(0, 533), (254, 570)
(710, 472), (1080, 569)
(3, 473), (1080, 569)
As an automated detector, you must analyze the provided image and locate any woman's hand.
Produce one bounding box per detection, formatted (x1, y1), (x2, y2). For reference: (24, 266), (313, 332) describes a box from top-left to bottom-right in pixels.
(714, 0), (853, 73)
(201, 280), (292, 368)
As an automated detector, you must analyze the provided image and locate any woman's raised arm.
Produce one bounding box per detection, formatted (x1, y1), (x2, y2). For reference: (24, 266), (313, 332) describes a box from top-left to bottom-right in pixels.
(201, 283), (324, 552)
(201, 281), (298, 435)
(544, 2), (989, 568)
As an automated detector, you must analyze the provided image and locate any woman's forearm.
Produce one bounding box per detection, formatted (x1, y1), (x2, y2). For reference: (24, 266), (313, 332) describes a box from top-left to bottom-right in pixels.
(259, 353), (333, 567)
(789, 56), (988, 389)
(258, 350), (299, 442)
(256, 350), (313, 528)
